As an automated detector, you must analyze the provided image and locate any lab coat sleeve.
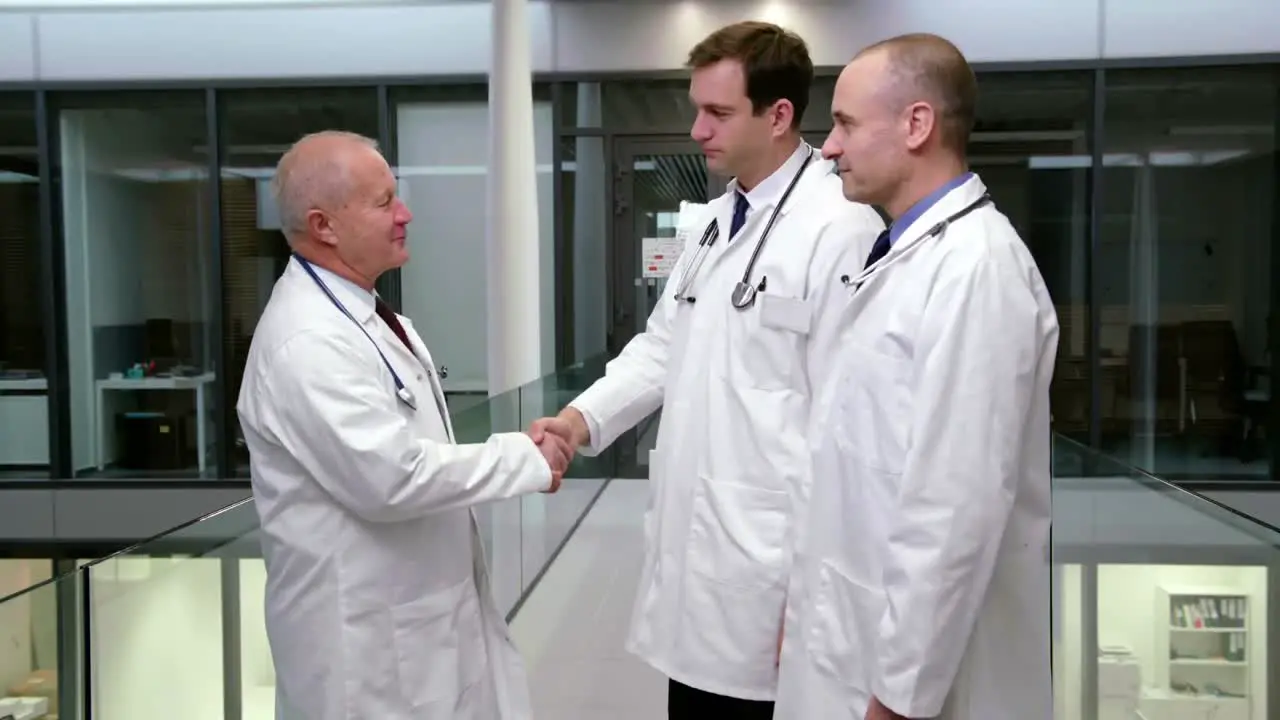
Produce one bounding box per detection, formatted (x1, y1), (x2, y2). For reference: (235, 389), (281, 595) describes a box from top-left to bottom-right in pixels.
(260, 328), (554, 524)
(567, 273), (678, 456)
(872, 249), (1041, 718)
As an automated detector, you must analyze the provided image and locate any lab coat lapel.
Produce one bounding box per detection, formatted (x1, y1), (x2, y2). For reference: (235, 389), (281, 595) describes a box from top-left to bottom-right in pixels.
(397, 318), (456, 442)
(701, 160), (821, 277)
(848, 174), (990, 288)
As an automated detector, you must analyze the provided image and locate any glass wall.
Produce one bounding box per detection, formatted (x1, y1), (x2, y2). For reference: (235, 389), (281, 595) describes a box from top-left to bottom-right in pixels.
(0, 64), (1272, 483)
(388, 84), (557, 402)
(1098, 67), (1279, 482)
(217, 87), (381, 476)
(0, 560), (58, 716)
(0, 93), (47, 479)
(970, 71), (1095, 443)
(53, 91), (215, 479)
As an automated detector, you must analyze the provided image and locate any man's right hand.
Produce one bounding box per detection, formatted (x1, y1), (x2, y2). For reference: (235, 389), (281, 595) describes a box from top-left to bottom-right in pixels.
(530, 431), (573, 493)
(528, 407), (590, 450)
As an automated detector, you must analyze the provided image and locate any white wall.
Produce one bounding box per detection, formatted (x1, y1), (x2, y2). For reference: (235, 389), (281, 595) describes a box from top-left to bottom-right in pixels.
(60, 108), (209, 471)
(396, 100), (555, 393)
(90, 557), (226, 720)
(2, 0), (1280, 83)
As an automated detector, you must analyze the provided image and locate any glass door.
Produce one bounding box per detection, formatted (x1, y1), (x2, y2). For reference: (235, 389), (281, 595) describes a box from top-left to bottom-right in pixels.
(608, 136), (726, 476)
(611, 136), (728, 355)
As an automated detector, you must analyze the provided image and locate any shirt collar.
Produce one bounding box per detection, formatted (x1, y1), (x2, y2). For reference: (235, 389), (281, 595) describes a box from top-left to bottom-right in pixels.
(728, 141), (811, 211)
(290, 254), (378, 323)
(888, 171), (974, 245)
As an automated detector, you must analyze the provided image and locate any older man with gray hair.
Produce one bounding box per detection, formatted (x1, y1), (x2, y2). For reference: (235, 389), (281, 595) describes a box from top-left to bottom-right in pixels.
(236, 130), (569, 720)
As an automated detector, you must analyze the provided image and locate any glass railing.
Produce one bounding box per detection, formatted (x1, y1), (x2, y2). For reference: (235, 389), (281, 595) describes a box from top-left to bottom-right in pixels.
(6, 420), (1280, 718)
(0, 358), (620, 720)
(1052, 434), (1280, 720)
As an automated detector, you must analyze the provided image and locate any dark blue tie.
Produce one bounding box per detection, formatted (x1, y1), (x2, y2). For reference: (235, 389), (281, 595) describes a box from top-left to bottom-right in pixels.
(864, 229), (892, 269)
(728, 192), (749, 240)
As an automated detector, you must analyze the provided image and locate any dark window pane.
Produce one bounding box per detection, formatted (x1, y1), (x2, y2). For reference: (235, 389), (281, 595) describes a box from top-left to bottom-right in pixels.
(218, 87), (380, 477)
(0, 93), (47, 478)
(1100, 66), (1278, 481)
(52, 91), (213, 479)
(970, 72), (1095, 444)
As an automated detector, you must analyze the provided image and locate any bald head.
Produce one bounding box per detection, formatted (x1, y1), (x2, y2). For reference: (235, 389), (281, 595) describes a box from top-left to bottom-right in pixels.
(272, 130), (381, 246)
(271, 130), (412, 289)
(853, 33), (976, 154)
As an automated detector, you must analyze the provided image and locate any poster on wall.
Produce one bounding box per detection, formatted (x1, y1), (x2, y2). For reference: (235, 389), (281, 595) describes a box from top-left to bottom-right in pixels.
(641, 237), (684, 279)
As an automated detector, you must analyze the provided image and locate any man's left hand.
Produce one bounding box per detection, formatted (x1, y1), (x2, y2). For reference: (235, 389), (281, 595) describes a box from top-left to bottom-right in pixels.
(865, 697), (908, 720)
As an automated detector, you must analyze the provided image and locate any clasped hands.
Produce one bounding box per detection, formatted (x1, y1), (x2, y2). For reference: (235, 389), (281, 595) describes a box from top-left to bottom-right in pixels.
(525, 409), (590, 494)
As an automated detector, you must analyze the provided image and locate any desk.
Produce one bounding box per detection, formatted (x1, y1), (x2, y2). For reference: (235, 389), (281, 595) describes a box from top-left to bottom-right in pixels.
(0, 378), (49, 466)
(95, 372), (215, 473)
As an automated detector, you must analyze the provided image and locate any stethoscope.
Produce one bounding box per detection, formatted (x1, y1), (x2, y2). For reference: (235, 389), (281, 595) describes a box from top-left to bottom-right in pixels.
(295, 254), (419, 411)
(840, 193), (992, 288)
(672, 147), (815, 308)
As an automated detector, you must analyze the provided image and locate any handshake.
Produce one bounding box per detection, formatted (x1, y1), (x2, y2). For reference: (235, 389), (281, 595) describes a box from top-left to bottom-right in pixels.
(525, 408), (590, 493)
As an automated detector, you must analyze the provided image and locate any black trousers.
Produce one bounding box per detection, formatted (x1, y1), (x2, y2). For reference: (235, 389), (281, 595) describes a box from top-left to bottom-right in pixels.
(667, 678), (775, 719)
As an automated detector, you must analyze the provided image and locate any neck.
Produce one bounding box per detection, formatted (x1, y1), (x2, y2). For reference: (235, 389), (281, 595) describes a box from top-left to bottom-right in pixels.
(735, 135), (802, 193)
(884, 157), (968, 221)
(294, 244), (376, 292)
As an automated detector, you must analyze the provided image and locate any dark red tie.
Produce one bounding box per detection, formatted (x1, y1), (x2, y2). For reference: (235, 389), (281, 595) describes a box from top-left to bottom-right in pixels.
(374, 298), (414, 353)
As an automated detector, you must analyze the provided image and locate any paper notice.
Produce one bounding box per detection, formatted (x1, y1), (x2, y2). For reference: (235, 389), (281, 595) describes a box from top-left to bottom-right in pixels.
(642, 237), (685, 278)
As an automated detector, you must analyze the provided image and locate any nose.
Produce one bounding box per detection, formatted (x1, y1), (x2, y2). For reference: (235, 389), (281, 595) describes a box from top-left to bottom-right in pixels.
(820, 129), (842, 162)
(690, 111), (713, 143)
(396, 198), (413, 224)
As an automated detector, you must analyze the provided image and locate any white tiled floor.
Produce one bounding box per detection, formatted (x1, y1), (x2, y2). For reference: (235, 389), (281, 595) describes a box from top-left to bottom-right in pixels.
(510, 479), (668, 720)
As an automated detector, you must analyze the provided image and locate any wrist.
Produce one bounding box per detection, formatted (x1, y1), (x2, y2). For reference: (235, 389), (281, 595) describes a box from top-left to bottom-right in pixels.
(559, 407), (590, 447)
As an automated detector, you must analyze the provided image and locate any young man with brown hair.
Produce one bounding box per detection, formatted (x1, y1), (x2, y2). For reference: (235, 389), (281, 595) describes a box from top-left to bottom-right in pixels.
(530, 21), (884, 718)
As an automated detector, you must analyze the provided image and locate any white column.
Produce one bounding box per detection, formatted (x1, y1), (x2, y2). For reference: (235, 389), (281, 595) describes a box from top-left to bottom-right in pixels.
(487, 0), (543, 398)
(573, 82), (608, 363)
(487, 0), (544, 610)
(1129, 159), (1160, 470)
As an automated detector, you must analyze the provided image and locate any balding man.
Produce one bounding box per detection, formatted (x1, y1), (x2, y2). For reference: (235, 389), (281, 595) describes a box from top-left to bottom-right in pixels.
(236, 130), (571, 720)
(774, 35), (1058, 720)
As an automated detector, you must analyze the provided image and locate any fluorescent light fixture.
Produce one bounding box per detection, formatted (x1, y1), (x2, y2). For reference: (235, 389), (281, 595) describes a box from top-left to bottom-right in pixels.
(1028, 149), (1252, 169)
(0, 171), (38, 184)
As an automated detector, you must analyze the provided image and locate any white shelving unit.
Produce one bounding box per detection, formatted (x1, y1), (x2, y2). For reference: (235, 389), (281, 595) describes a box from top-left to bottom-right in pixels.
(1147, 585), (1250, 720)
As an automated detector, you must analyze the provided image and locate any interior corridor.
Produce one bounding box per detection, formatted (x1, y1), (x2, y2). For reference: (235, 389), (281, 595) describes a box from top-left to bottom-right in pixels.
(510, 479), (667, 719)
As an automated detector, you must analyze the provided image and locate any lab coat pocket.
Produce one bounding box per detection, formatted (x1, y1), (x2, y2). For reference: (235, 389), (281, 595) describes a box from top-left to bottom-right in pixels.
(807, 560), (880, 698)
(390, 577), (486, 712)
(759, 292), (812, 335)
(835, 343), (910, 475)
(687, 475), (789, 588)
(726, 292), (811, 392)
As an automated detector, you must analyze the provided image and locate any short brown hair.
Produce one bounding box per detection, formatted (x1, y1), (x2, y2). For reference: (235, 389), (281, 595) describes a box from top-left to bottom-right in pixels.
(686, 21), (814, 128)
(860, 33), (977, 152)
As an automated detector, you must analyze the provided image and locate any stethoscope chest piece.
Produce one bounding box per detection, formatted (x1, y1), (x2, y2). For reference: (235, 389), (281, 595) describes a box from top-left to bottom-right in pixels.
(730, 281), (758, 309)
(397, 387), (417, 411)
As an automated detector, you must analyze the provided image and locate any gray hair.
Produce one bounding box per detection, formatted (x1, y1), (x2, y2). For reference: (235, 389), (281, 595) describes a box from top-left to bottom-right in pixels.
(271, 130), (380, 244)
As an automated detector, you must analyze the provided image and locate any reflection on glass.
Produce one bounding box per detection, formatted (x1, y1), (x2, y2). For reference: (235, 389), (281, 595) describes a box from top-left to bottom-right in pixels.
(599, 77), (834, 135)
(389, 85), (556, 399)
(1097, 564), (1267, 720)
(218, 87), (380, 476)
(56, 92), (214, 479)
(1100, 67), (1278, 481)
(0, 93), (49, 477)
(562, 135), (609, 364)
(0, 560), (58, 716)
(968, 72), (1094, 444)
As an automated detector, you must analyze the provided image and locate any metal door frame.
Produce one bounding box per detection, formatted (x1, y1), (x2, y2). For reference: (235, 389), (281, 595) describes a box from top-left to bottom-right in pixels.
(608, 135), (716, 356)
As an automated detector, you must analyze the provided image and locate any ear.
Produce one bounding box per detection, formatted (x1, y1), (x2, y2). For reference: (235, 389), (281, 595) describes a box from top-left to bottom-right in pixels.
(305, 208), (338, 248)
(769, 99), (796, 137)
(904, 101), (936, 152)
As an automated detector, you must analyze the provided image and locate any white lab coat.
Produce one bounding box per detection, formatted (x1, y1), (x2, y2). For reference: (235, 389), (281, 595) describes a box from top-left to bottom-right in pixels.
(237, 257), (552, 720)
(568, 143), (885, 700)
(774, 174), (1059, 720)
